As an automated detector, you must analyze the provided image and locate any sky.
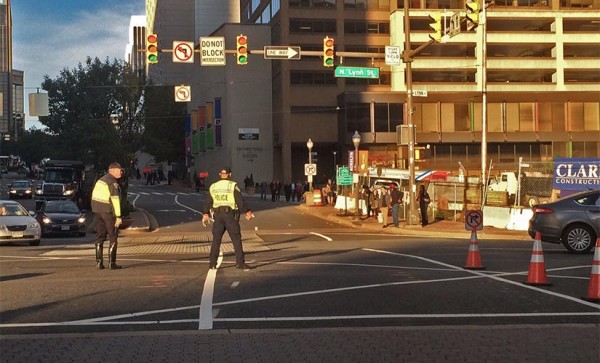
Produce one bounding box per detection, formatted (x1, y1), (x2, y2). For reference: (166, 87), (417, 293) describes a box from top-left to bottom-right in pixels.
(11, 0), (145, 130)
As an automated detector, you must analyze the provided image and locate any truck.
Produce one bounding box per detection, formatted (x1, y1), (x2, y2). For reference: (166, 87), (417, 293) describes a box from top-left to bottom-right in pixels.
(34, 160), (97, 210)
(488, 171), (553, 207)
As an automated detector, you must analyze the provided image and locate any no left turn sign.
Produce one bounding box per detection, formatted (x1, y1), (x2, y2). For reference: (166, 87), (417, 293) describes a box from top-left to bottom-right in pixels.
(173, 41), (194, 63)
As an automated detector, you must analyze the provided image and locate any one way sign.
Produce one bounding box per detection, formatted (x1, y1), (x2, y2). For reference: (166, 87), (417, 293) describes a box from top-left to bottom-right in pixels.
(264, 46), (301, 60)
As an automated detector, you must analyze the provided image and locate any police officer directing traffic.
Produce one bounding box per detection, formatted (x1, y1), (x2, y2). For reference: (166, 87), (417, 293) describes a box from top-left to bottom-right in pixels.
(92, 162), (123, 270)
(202, 166), (254, 270)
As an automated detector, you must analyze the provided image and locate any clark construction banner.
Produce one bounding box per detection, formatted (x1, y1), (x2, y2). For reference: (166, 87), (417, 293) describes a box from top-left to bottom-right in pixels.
(553, 158), (600, 191)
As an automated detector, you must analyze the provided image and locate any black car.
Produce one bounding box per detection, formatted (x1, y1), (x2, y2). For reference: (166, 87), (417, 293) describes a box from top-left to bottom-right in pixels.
(8, 180), (34, 199)
(35, 200), (87, 237)
(528, 189), (600, 254)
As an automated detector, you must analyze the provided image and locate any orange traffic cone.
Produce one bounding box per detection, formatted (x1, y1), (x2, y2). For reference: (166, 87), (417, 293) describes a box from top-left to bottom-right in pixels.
(464, 228), (485, 270)
(583, 237), (600, 302)
(524, 231), (552, 286)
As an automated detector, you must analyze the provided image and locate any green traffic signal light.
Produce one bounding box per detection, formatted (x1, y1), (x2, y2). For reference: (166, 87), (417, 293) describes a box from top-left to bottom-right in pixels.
(146, 34), (158, 64)
(323, 36), (335, 67)
(236, 35), (248, 65)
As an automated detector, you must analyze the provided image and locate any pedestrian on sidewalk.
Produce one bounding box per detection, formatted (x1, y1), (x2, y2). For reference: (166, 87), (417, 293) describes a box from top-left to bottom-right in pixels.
(202, 166), (254, 270)
(416, 184), (431, 227)
(389, 184), (403, 227)
(92, 162), (123, 270)
(380, 187), (391, 228)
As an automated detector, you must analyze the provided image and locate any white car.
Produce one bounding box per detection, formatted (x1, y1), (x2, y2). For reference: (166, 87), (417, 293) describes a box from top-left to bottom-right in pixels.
(0, 200), (41, 246)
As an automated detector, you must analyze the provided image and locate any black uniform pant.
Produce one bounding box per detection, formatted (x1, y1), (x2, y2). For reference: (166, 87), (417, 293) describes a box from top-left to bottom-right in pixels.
(95, 212), (118, 260)
(210, 209), (245, 266)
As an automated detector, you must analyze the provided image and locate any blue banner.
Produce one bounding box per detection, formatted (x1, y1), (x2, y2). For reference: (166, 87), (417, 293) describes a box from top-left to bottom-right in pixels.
(553, 158), (600, 191)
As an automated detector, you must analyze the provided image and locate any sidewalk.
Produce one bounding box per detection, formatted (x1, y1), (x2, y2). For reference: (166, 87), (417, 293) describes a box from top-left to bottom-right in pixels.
(298, 203), (531, 240)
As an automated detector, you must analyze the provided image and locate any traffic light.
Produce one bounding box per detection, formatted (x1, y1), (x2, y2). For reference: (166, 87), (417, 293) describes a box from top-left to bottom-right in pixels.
(146, 33), (158, 64)
(323, 36), (335, 67)
(428, 12), (442, 42)
(466, 0), (480, 31)
(236, 35), (248, 65)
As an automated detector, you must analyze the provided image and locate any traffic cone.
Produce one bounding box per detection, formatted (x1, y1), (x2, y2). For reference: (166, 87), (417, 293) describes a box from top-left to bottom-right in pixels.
(524, 231), (552, 286)
(583, 237), (600, 302)
(464, 228), (485, 270)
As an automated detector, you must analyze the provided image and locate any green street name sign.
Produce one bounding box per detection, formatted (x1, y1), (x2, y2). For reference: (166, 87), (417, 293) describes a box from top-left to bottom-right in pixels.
(337, 166), (353, 186)
(334, 66), (380, 79)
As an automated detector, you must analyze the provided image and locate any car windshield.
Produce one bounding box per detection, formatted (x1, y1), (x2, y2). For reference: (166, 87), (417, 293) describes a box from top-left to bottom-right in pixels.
(0, 204), (29, 217)
(45, 203), (80, 214)
(12, 182), (29, 188)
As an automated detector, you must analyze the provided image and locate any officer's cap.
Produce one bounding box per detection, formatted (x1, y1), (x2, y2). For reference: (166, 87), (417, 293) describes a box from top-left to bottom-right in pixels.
(108, 162), (122, 170)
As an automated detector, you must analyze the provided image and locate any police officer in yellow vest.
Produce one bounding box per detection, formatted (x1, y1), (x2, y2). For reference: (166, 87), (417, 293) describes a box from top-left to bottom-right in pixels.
(202, 167), (254, 270)
(91, 162), (123, 270)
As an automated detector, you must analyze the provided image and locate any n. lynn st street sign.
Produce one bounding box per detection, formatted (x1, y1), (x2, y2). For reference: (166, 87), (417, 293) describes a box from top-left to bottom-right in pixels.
(263, 46), (301, 60)
(334, 66), (380, 79)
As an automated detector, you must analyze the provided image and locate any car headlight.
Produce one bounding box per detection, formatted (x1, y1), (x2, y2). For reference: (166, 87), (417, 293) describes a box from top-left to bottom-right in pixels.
(64, 190), (75, 196)
(25, 190), (32, 194)
(77, 216), (86, 224)
(42, 216), (52, 224)
(35, 189), (43, 195)
(29, 221), (40, 229)
(9, 190), (16, 194)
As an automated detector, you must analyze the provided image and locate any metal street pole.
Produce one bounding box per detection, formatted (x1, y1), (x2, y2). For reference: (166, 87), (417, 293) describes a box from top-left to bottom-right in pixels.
(403, 1), (419, 225)
(352, 131), (361, 220)
(481, 2), (488, 205)
(307, 138), (313, 191)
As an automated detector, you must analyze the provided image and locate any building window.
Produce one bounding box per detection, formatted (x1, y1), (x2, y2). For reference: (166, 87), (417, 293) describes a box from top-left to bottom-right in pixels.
(290, 0), (336, 7)
(345, 71), (391, 85)
(344, 0), (390, 9)
(344, 20), (390, 34)
(290, 18), (337, 33)
(290, 71), (337, 85)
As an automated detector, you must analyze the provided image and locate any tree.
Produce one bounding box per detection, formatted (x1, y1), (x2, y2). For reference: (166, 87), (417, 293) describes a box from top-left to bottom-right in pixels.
(39, 57), (144, 170)
(142, 85), (186, 164)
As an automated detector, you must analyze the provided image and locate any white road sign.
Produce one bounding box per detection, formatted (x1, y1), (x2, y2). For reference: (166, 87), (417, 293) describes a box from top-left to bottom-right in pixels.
(465, 210), (483, 231)
(264, 46), (301, 60)
(200, 36), (225, 66)
(412, 90), (428, 97)
(304, 163), (317, 176)
(174, 85), (191, 102)
(385, 46), (401, 65)
(173, 41), (194, 63)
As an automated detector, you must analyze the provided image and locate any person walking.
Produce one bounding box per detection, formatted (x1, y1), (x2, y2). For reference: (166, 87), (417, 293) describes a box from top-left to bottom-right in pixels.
(389, 183), (403, 227)
(416, 184), (431, 227)
(202, 167), (254, 270)
(92, 162), (123, 270)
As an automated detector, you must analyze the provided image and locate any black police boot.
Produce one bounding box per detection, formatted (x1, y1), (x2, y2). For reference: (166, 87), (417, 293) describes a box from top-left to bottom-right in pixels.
(95, 244), (104, 270)
(108, 245), (122, 270)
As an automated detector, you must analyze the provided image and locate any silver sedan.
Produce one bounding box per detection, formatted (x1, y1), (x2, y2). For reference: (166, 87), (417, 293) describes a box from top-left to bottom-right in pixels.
(0, 200), (41, 246)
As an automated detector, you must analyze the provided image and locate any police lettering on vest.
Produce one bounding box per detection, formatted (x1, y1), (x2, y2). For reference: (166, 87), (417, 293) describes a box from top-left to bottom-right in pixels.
(209, 180), (238, 209)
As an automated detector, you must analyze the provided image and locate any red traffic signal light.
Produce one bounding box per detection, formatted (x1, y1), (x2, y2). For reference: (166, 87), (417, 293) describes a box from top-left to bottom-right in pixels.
(236, 35), (248, 65)
(323, 36), (334, 67)
(146, 34), (158, 64)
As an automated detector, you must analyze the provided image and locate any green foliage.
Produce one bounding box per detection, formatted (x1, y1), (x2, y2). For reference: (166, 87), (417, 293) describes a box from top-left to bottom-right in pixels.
(142, 84), (186, 163)
(38, 57), (144, 170)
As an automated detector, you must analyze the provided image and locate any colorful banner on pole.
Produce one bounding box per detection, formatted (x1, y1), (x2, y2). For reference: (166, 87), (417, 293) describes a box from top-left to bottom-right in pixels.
(214, 97), (222, 146)
(206, 102), (214, 149)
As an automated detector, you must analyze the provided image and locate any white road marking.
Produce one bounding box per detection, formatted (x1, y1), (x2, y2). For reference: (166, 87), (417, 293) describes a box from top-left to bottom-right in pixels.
(175, 195), (202, 214)
(310, 232), (333, 241)
(198, 252), (222, 330)
(231, 281), (240, 288)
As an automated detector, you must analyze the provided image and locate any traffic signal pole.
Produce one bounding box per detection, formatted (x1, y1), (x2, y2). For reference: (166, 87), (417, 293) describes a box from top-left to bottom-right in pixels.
(402, 1), (436, 226)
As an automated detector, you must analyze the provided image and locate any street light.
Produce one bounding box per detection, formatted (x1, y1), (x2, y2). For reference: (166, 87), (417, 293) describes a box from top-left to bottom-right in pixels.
(352, 131), (361, 219)
(307, 138), (314, 191)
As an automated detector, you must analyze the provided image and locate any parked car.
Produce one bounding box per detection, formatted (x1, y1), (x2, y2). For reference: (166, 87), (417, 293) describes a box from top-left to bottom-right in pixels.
(35, 200), (87, 237)
(8, 180), (34, 199)
(0, 200), (41, 246)
(528, 189), (600, 254)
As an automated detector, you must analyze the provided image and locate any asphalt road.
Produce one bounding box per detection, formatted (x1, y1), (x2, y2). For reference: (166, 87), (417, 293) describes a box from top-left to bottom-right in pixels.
(1, 178), (599, 361)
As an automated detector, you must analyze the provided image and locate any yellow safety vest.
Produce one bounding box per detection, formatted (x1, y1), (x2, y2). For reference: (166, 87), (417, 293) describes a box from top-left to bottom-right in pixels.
(209, 180), (238, 209)
(91, 177), (121, 217)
